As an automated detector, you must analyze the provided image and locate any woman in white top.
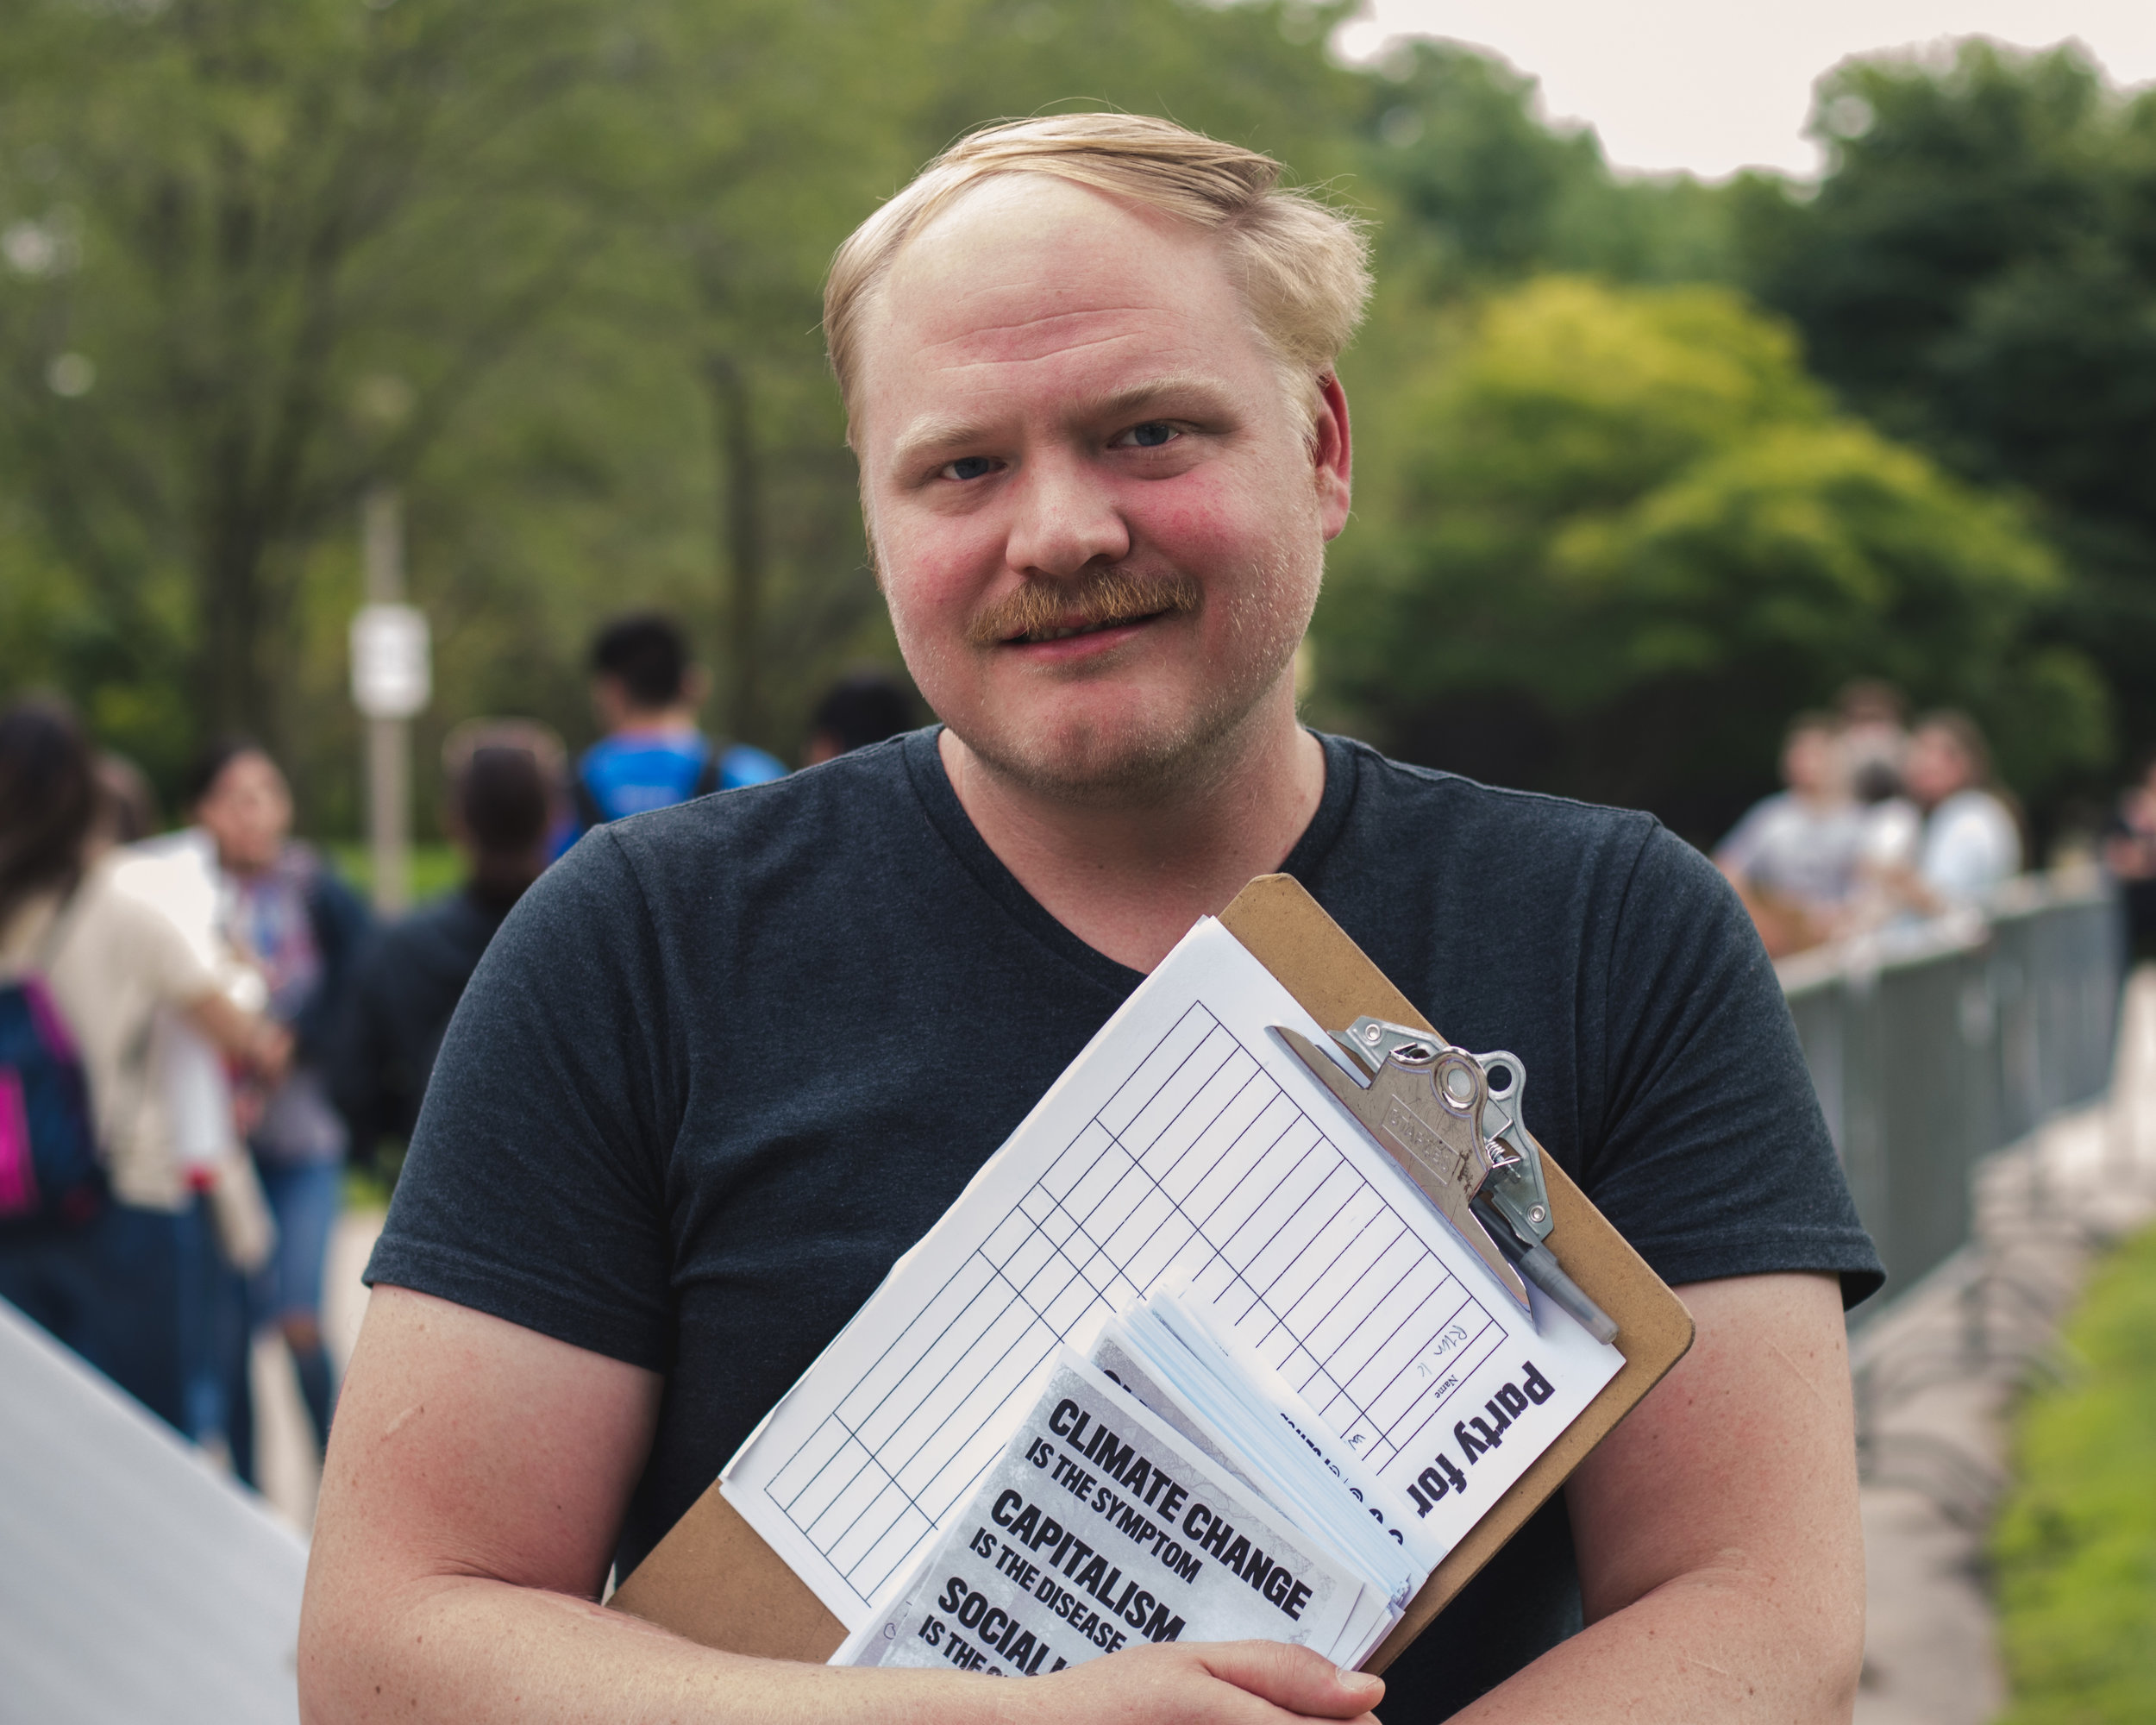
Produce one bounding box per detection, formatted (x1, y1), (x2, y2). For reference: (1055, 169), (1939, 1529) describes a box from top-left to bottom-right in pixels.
(0, 699), (287, 1433)
(1897, 712), (2023, 912)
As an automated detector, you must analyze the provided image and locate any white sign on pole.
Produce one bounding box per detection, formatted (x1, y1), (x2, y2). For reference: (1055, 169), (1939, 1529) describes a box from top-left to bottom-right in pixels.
(349, 603), (431, 719)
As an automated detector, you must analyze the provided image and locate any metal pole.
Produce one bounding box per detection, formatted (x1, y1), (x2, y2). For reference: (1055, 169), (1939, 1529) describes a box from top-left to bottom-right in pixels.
(362, 485), (410, 916)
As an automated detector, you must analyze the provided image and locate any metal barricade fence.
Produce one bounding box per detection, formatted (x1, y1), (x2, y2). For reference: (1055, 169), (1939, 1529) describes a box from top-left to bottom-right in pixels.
(1777, 871), (2122, 1316)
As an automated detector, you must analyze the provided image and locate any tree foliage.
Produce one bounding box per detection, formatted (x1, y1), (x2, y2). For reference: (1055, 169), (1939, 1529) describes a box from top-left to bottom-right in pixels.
(0, 0), (641, 782)
(1319, 278), (2103, 837)
(0, 0), (1378, 828)
(1745, 39), (2156, 780)
(1355, 39), (1739, 293)
(0, 3), (2135, 844)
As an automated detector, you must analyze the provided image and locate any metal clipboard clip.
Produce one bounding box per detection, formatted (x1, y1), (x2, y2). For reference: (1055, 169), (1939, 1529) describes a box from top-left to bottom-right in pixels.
(1275, 1017), (1619, 1345)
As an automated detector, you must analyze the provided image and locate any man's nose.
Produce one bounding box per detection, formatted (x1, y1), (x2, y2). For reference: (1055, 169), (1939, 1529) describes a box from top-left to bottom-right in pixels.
(1003, 453), (1131, 578)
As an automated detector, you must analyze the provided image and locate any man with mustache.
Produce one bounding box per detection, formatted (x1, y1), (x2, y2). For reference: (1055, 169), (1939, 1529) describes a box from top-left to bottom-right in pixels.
(302, 116), (1879, 1723)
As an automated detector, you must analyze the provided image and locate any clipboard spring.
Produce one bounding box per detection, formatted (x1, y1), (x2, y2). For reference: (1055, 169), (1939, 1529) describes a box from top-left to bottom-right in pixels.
(1275, 1017), (1619, 1346)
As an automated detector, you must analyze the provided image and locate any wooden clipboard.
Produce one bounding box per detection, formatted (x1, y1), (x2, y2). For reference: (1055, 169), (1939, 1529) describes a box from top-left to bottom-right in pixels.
(608, 874), (1695, 1672)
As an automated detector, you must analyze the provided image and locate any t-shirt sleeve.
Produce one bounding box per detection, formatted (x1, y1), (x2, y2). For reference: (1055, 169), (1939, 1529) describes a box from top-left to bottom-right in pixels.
(364, 831), (682, 1370)
(1584, 824), (1883, 1306)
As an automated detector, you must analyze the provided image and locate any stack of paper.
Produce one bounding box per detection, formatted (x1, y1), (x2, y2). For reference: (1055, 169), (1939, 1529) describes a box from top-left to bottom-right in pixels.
(835, 1277), (1462, 1674)
(1103, 1281), (1444, 1609)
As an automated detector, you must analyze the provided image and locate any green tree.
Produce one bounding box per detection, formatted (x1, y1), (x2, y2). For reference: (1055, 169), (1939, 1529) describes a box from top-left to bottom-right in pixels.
(10, 2), (2103, 850)
(0, 0), (638, 782)
(1745, 40), (2156, 778)
(1354, 38), (1742, 296)
(371, 0), (1383, 794)
(0, 0), (1395, 821)
(1319, 276), (2104, 838)
(620, 0), (916, 750)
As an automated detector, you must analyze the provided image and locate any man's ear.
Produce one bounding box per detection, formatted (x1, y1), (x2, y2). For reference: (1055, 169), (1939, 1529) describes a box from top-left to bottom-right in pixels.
(681, 665), (711, 712)
(1310, 372), (1352, 542)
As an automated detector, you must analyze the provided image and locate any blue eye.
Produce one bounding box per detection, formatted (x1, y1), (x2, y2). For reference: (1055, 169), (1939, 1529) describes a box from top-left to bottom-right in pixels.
(1124, 422), (1177, 448)
(942, 455), (998, 482)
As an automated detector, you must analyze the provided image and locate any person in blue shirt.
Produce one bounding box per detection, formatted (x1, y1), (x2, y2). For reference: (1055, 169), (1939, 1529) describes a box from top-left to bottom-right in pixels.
(572, 614), (785, 834)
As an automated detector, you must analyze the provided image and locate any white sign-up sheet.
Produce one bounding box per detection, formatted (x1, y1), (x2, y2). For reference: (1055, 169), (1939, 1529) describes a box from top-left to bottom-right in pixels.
(721, 918), (1624, 1628)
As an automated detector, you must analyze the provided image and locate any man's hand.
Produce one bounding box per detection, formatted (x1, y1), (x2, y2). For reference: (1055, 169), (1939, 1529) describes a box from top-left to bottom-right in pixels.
(300, 1287), (1385, 1723)
(1035, 1641), (1382, 1723)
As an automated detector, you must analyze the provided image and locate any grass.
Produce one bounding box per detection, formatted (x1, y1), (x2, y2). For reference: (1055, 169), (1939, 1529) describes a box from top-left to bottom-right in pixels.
(1991, 1223), (2156, 1722)
(323, 842), (463, 905)
(344, 1159), (401, 1214)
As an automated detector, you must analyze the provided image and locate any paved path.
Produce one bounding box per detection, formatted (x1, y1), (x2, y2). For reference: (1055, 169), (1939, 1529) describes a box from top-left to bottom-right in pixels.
(1852, 968), (2156, 1725)
(251, 1204), (384, 1534)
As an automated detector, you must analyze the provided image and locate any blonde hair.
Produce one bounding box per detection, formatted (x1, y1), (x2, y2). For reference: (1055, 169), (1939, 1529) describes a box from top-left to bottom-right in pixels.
(824, 113), (1372, 433)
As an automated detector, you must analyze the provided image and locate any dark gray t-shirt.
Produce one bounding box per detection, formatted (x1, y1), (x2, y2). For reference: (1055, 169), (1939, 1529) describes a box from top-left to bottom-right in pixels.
(369, 729), (1880, 1717)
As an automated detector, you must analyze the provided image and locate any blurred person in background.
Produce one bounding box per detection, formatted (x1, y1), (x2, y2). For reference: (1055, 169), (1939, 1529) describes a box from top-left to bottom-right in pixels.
(1837, 680), (1921, 881)
(1835, 679), (1910, 806)
(573, 612), (785, 834)
(1714, 712), (1865, 956)
(0, 699), (289, 1438)
(2103, 752), (2156, 961)
(334, 721), (564, 1170)
(111, 757), (261, 1233)
(191, 738), (371, 1468)
(801, 669), (921, 765)
(1819, 682), (1928, 935)
(94, 752), (160, 843)
(1895, 711), (2023, 912)
(114, 766), (284, 1463)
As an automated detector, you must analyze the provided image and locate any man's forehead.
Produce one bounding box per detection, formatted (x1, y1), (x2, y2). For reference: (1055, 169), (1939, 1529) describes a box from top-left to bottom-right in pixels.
(855, 177), (1262, 419)
(891, 174), (1210, 296)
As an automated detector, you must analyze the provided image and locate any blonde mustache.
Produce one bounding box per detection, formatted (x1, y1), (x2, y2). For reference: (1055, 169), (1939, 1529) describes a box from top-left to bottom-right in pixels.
(965, 570), (1203, 649)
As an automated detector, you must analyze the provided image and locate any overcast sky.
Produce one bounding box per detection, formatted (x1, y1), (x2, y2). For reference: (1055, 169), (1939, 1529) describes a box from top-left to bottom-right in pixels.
(1335, 0), (2156, 179)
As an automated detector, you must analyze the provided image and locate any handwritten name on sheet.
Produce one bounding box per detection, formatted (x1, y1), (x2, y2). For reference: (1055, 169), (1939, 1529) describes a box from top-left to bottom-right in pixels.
(721, 919), (1622, 1626)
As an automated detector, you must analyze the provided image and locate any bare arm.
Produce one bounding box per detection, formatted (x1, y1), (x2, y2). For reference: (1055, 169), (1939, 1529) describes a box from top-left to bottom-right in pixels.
(299, 1285), (1385, 1724)
(185, 988), (291, 1082)
(1452, 1272), (1865, 1723)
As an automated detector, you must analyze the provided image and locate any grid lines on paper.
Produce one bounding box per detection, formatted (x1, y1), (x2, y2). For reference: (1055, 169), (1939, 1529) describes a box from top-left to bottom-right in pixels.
(763, 1002), (1506, 1608)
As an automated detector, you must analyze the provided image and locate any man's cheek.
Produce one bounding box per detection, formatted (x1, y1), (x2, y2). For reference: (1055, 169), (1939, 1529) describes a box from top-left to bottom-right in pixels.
(883, 512), (996, 598)
(879, 561), (968, 650)
(1125, 475), (1268, 578)
(881, 571), (992, 711)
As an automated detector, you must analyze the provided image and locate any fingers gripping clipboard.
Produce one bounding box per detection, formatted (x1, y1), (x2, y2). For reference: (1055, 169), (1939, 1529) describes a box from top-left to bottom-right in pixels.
(607, 875), (1695, 1672)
